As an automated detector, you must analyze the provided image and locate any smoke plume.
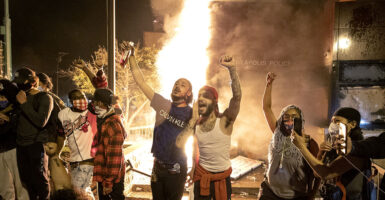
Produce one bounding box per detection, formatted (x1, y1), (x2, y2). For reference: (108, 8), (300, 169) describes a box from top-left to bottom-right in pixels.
(151, 0), (333, 160)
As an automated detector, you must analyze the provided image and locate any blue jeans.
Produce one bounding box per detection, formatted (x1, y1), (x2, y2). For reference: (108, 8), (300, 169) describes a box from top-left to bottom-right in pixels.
(70, 164), (94, 190)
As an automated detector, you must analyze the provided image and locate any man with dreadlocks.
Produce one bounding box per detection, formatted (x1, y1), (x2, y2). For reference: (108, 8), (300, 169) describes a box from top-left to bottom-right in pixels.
(177, 55), (241, 200)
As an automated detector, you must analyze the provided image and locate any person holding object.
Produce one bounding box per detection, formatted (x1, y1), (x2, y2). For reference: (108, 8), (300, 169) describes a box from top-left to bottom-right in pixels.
(291, 107), (371, 200)
(259, 72), (319, 200)
(128, 43), (193, 200)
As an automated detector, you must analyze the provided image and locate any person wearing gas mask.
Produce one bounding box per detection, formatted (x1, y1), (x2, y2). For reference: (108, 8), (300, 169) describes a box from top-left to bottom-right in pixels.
(13, 67), (54, 200)
(291, 107), (371, 200)
(0, 79), (30, 200)
(92, 88), (126, 200)
(57, 89), (97, 197)
(127, 43), (193, 200)
(259, 72), (320, 200)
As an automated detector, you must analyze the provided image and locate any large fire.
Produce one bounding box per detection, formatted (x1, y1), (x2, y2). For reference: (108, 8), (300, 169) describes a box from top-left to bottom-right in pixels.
(126, 0), (213, 196)
(155, 0), (212, 97)
(155, 0), (212, 170)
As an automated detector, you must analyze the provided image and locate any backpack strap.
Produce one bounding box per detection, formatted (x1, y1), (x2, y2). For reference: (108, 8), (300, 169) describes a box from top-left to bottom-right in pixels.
(336, 179), (347, 200)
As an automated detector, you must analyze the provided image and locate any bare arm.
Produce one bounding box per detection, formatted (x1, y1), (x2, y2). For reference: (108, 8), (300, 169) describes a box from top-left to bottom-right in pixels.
(176, 101), (198, 148)
(263, 72), (277, 133)
(45, 143), (72, 191)
(128, 47), (154, 101)
(74, 59), (96, 81)
(308, 138), (321, 198)
(186, 135), (198, 186)
(176, 124), (195, 149)
(220, 56), (242, 123)
(292, 130), (365, 180)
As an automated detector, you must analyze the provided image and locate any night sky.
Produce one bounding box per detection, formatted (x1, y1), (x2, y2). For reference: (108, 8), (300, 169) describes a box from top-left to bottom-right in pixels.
(4, 0), (153, 75)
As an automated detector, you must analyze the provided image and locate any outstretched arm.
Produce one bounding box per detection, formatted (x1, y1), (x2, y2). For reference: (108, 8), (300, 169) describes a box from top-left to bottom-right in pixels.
(291, 130), (365, 180)
(74, 59), (96, 81)
(220, 56), (242, 123)
(127, 45), (155, 101)
(263, 72), (277, 133)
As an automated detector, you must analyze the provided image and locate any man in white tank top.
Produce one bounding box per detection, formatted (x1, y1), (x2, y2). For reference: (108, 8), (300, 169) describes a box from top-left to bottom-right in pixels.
(176, 55), (241, 200)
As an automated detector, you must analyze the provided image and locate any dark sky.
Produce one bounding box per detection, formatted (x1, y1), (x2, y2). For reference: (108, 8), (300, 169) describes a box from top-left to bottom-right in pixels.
(4, 0), (153, 75)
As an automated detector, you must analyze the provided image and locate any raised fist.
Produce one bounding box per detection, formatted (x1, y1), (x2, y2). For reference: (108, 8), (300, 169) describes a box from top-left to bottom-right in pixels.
(219, 55), (235, 69)
(266, 72), (276, 85)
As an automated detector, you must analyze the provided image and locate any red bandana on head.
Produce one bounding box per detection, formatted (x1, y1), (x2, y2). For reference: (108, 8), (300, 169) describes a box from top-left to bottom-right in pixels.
(197, 85), (220, 125)
(201, 85), (218, 103)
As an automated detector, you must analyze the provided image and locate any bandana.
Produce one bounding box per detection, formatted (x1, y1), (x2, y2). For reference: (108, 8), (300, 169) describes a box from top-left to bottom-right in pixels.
(72, 99), (88, 111)
(197, 85), (220, 125)
(200, 85), (218, 103)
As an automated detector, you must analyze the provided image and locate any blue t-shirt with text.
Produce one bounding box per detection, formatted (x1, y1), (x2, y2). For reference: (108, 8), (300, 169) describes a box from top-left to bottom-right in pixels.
(150, 93), (192, 165)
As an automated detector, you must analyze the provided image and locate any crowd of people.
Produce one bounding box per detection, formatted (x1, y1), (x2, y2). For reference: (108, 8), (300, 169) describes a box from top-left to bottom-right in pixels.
(0, 43), (384, 200)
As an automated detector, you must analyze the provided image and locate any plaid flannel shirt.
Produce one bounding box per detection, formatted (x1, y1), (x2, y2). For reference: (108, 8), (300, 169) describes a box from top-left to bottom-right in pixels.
(93, 114), (125, 189)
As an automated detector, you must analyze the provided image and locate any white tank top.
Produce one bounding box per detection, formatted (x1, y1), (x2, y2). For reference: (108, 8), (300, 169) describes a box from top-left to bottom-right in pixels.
(195, 118), (231, 172)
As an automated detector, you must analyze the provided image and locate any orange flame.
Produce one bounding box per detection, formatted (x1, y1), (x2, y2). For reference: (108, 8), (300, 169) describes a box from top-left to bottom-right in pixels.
(156, 0), (212, 97)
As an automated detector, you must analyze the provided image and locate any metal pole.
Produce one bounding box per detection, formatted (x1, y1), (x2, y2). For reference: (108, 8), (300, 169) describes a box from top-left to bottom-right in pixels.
(56, 52), (67, 95)
(107, 0), (116, 93)
(4, 0), (12, 79)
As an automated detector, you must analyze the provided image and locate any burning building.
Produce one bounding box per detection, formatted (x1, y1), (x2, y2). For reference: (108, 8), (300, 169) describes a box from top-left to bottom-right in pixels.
(124, 0), (385, 199)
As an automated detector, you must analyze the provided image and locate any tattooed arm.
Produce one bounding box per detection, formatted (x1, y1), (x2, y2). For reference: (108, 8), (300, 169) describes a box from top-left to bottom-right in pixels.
(176, 101), (198, 149)
(220, 56), (242, 127)
(45, 143), (72, 190)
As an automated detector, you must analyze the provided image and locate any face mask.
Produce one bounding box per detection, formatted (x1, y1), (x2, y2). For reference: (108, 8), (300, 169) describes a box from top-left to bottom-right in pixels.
(283, 120), (294, 131)
(17, 82), (32, 91)
(0, 100), (9, 109)
(94, 106), (108, 117)
(328, 122), (340, 135)
(72, 99), (88, 111)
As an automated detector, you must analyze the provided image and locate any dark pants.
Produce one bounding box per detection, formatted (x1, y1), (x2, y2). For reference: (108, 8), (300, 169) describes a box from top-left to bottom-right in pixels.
(97, 180), (125, 200)
(259, 181), (308, 200)
(17, 143), (50, 200)
(380, 177), (385, 200)
(151, 161), (187, 200)
(193, 176), (232, 200)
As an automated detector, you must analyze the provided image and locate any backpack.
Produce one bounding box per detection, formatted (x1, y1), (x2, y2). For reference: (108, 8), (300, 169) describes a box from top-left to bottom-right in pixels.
(32, 92), (63, 142)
